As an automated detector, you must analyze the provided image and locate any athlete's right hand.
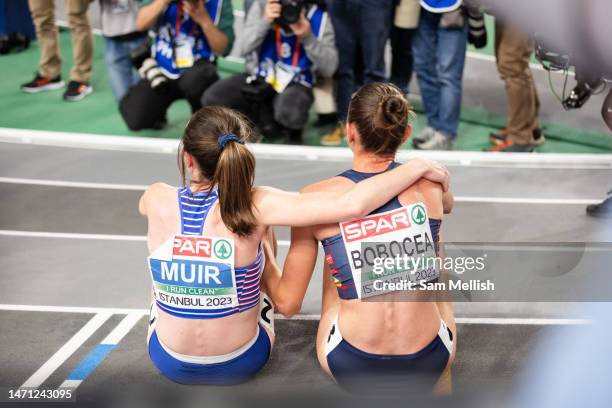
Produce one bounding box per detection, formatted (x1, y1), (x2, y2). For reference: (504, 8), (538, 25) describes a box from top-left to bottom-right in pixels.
(417, 158), (450, 192)
(265, 0), (281, 24)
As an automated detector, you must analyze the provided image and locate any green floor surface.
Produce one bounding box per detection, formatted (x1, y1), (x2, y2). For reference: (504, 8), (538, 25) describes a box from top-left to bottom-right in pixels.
(0, 29), (609, 153)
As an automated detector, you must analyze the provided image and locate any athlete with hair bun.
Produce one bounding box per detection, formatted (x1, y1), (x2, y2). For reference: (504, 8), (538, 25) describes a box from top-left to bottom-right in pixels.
(266, 83), (456, 394)
(139, 106), (450, 385)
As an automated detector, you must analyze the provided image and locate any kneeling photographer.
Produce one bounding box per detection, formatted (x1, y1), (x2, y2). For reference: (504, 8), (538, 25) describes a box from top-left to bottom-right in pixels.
(119, 0), (234, 130)
(201, 0), (337, 144)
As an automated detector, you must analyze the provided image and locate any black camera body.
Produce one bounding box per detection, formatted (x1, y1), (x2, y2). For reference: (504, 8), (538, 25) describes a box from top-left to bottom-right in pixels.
(276, 0), (305, 26)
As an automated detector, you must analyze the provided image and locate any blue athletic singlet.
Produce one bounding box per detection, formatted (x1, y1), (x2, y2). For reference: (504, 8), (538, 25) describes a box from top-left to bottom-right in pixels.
(153, 0), (224, 78)
(256, 6), (327, 87)
(152, 187), (264, 319)
(321, 162), (442, 300)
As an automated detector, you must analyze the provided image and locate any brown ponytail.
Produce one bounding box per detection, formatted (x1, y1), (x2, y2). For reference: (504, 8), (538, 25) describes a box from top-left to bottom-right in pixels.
(347, 82), (414, 156)
(180, 107), (258, 236)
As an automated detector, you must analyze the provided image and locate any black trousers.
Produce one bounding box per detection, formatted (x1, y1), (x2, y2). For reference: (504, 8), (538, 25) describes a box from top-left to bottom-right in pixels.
(119, 60), (219, 131)
(390, 25), (414, 94)
(201, 73), (314, 131)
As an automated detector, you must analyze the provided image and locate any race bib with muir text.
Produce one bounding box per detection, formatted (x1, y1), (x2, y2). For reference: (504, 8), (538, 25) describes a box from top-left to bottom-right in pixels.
(148, 235), (238, 315)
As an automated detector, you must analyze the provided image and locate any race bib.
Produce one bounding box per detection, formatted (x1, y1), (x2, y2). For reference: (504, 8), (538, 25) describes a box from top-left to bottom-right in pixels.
(265, 62), (296, 93)
(174, 38), (194, 69)
(339, 203), (439, 299)
(148, 235), (238, 314)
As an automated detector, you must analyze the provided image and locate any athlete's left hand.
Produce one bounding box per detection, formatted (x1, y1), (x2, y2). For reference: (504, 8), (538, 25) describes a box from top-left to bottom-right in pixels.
(289, 13), (312, 39)
(183, 0), (211, 27)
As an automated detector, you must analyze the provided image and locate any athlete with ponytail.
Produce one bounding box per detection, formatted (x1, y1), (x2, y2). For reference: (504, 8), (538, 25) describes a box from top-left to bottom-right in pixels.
(139, 106), (450, 385)
(265, 83), (456, 394)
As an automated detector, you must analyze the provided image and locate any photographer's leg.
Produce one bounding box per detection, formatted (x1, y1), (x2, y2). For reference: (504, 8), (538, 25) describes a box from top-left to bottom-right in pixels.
(201, 74), (251, 113)
(273, 84), (313, 131)
(328, 0), (357, 122)
(603, 89), (612, 132)
(66, 0), (93, 83)
(360, 0), (392, 86)
(496, 22), (540, 145)
(177, 61), (220, 112)
(119, 79), (179, 131)
(28, 0), (61, 79)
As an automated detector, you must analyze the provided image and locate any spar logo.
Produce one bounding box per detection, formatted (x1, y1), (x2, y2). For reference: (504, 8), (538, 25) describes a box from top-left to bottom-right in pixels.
(214, 239), (232, 260)
(173, 236), (212, 257)
(411, 204), (427, 225)
(341, 207), (412, 243)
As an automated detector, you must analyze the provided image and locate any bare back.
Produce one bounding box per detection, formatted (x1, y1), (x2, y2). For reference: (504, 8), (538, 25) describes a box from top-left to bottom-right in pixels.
(308, 177), (444, 355)
(143, 183), (266, 356)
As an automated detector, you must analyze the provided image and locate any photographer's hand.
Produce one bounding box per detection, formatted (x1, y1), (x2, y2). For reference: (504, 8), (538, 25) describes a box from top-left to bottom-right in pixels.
(183, 0), (209, 26)
(289, 13), (312, 39)
(265, 0), (281, 24)
(136, 0), (173, 31)
(184, 0), (229, 55)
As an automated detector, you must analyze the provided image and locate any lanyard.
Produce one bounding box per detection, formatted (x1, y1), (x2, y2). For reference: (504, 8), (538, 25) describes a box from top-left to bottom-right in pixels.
(175, 2), (198, 38)
(275, 27), (300, 67)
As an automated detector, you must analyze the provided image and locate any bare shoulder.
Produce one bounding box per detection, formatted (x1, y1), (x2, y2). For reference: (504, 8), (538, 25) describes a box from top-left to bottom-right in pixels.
(399, 179), (444, 219)
(141, 183), (177, 215)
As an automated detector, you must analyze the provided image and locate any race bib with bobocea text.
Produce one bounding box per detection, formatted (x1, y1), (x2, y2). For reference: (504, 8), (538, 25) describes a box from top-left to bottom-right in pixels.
(339, 203), (439, 299)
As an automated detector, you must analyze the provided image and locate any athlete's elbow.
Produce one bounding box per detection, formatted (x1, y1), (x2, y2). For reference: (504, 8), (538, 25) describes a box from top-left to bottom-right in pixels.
(275, 298), (302, 318)
(346, 199), (367, 220)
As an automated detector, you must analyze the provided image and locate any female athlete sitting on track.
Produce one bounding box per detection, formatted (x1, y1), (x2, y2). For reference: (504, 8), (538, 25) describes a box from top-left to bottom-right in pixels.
(265, 83), (456, 394)
(138, 106), (450, 385)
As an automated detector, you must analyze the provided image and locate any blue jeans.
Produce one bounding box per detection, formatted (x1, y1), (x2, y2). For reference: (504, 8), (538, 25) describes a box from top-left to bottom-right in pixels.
(412, 9), (467, 139)
(329, 0), (392, 121)
(103, 34), (148, 101)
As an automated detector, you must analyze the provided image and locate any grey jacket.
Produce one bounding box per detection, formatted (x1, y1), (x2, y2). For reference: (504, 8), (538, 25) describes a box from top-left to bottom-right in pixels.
(240, 0), (338, 79)
(99, 0), (140, 38)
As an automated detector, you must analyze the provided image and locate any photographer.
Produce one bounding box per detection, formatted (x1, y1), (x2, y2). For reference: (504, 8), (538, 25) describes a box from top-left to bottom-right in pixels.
(201, 0), (338, 144)
(119, 0), (234, 130)
(99, 0), (148, 102)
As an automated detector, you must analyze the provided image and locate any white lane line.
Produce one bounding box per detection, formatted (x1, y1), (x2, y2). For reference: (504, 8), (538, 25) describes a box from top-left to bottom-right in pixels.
(21, 312), (112, 388)
(0, 177), (147, 191)
(0, 177), (602, 205)
(0, 230), (147, 242)
(101, 313), (143, 344)
(0, 304), (591, 326)
(0, 230), (292, 245)
(2, 127), (611, 167)
(455, 196), (600, 205)
(456, 317), (589, 325)
(0, 304), (148, 316)
(58, 313), (143, 390)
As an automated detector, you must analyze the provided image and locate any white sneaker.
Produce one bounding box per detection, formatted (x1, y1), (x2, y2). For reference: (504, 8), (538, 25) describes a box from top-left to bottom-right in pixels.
(414, 131), (454, 150)
(411, 126), (436, 147)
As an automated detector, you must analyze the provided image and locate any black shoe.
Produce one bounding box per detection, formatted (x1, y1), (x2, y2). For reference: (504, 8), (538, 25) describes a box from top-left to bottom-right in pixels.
(271, 127), (303, 145)
(314, 112), (338, 127)
(489, 140), (535, 152)
(20, 73), (65, 93)
(0, 35), (9, 54)
(63, 80), (93, 101)
(563, 83), (595, 110)
(489, 128), (545, 146)
(586, 191), (612, 218)
(7, 33), (30, 53)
